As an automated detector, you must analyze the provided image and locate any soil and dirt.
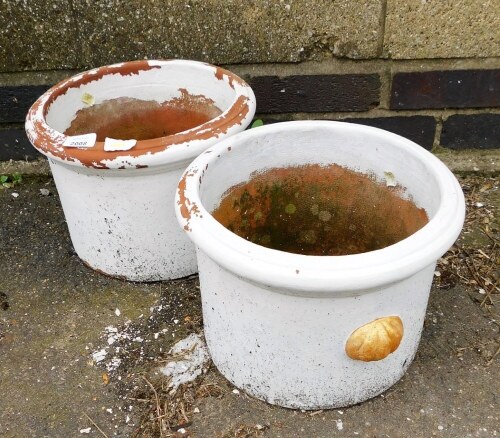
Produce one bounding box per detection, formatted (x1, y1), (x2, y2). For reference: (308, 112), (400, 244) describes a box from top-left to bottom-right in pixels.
(0, 171), (498, 437)
(212, 164), (428, 255)
(65, 96), (222, 142)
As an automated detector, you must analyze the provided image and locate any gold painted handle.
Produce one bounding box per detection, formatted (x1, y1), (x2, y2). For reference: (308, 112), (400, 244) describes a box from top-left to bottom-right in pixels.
(345, 316), (404, 362)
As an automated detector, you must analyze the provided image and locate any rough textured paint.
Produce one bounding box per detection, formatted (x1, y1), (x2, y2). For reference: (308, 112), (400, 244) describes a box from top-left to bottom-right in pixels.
(198, 251), (432, 409)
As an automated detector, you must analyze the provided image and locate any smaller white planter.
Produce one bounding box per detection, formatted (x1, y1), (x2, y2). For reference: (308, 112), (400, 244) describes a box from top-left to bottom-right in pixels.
(176, 121), (465, 409)
(25, 60), (255, 281)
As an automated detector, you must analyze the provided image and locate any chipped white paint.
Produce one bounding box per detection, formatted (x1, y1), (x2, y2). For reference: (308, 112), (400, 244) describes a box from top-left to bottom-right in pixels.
(26, 60), (255, 170)
(25, 60), (256, 281)
(159, 333), (210, 392)
(176, 121), (465, 409)
(49, 161), (200, 280)
(92, 349), (107, 363)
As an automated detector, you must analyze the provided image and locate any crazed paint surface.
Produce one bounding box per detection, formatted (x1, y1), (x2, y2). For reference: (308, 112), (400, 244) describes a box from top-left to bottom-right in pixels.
(26, 60), (252, 169)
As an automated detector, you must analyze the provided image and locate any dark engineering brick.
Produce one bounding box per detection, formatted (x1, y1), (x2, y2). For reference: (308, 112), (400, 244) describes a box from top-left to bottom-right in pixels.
(344, 116), (436, 150)
(250, 74), (380, 113)
(0, 85), (51, 123)
(0, 128), (40, 161)
(390, 69), (500, 110)
(441, 114), (500, 149)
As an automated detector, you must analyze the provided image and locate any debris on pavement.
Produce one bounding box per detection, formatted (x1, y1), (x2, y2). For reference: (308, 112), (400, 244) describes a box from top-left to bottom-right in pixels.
(436, 176), (498, 316)
(159, 333), (210, 393)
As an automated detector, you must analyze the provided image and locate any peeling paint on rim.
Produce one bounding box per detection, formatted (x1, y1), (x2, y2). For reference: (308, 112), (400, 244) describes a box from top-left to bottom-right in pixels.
(26, 60), (254, 170)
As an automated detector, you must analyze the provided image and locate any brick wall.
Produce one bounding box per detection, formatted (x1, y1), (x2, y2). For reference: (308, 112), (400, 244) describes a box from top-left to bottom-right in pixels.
(248, 64), (500, 151)
(2, 60), (498, 161)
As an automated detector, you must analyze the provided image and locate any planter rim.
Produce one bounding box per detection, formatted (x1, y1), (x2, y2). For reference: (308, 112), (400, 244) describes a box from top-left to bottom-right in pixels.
(176, 121), (466, 296)
(25, 59), (255, 170)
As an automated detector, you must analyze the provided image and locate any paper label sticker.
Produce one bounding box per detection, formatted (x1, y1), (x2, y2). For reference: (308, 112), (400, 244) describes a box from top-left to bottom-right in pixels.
(104, 137), (137, 152)
(63, 133), (97, 148)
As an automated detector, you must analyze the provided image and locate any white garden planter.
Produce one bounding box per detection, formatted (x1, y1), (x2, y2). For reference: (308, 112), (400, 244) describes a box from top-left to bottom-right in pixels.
(25, 60), (255, 281)
(176, 121), (465, 409)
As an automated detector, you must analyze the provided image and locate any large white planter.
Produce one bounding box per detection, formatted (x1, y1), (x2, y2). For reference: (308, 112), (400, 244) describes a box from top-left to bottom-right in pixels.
(176, 121), (465, 409)
(25, 60), (255, 281)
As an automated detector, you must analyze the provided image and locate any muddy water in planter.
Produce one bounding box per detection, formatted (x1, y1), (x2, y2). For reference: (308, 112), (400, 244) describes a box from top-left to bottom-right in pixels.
(64, 96), (222, 141)
(212, 164), (429, 256)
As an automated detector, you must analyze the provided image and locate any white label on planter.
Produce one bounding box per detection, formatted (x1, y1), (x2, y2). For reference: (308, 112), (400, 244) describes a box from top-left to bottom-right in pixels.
(104, 137), (137, 152)
(63, 133), (97, 148)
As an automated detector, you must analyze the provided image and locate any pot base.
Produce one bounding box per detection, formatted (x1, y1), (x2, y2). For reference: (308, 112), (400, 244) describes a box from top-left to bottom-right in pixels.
(222, 368), (410, 410)
(199, 250), (433, 410)
(50, 160), (197, 282)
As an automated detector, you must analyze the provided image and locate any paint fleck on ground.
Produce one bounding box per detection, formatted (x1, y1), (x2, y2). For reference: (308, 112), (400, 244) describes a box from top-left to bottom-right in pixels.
(159, 333), (210, 391)
(89, 285), (203, 380)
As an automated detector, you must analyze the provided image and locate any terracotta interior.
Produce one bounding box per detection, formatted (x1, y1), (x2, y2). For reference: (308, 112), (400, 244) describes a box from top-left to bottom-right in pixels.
(64, 94), (222, 142)
(212, 164), (429, 256)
